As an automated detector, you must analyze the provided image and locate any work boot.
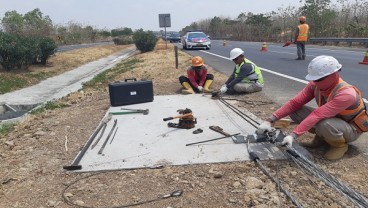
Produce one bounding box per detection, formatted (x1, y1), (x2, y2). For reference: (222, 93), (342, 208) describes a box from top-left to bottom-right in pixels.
(299, 135), (327, 148)
(324, 136), (348, 160)
(203, 80), (213, 93)
(181, 82), (194, 94)
(295, 57), (302, 60)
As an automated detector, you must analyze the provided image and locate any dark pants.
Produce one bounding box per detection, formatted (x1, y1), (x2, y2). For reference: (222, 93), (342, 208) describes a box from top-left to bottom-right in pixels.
(179, 74), (214, 93)
(296, 41), (306, 59)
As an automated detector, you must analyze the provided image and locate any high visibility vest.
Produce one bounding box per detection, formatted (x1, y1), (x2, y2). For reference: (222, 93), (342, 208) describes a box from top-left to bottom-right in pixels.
(234, 58), (264, 84)
(297, 24), (309, 42)
(313, 78), (368, 132)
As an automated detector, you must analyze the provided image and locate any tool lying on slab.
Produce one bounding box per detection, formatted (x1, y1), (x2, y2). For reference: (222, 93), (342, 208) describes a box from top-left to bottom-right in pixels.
(163, 108), (197, 129)
(246, 129), (285, 144)
(209, 125), (246, 144)
(63, 114), (112, 170)
(109, 108), (149, 115)
(98, 119), (118, 155)
(186, 133), (241, 146)
(90, 122), (108, 149)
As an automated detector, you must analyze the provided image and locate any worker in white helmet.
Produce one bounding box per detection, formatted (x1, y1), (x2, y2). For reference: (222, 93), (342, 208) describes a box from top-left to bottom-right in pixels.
(257, 55), (368, 160)
(219, 48), (264, 95)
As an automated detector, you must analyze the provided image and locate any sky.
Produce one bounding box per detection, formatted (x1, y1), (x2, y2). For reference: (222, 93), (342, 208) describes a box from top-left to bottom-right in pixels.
(0, 0), (303, 32)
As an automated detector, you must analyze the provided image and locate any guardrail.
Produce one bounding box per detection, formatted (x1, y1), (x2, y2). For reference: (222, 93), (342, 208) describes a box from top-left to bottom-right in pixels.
(309, 38), (368, 48)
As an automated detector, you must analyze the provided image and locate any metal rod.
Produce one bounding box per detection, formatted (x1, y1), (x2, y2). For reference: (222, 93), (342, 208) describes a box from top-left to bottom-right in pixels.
(110, 127), (118, 144)
(98, 119), (117, 155)
(63, 115), (112, 170)
(186, 133), (240, 146)
(91, 123), (107, 149)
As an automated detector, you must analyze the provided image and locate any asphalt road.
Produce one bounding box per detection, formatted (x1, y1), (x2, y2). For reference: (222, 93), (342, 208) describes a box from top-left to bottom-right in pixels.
(175, 40), (368, 104)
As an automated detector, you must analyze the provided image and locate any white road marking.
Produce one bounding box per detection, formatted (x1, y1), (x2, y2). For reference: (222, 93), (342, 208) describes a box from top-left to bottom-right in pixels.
(200, 50), (309, 84)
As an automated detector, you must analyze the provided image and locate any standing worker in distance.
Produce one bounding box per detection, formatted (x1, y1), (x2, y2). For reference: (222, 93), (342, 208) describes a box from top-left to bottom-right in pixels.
(294, 16), (309, 60)
(179, 56), (214, 94)
(219, 48), (264, 95)
(257, 55), (368, 160)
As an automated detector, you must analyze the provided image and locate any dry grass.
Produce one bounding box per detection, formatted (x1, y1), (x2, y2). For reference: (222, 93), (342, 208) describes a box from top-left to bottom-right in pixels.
(119, 42), (227, 95)
(28, 44), (131, 74)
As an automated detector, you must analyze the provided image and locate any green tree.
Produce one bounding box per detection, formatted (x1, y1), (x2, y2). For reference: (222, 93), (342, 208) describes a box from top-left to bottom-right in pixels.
(1, 10), (24, 34)
(209, 16), (222, 37)
(111, 27), (133, 37)
(23, 8), (53, 36)
(246, 13), (272, 41)
(1, 9), (53, 36)
(300, 0), (337, 37)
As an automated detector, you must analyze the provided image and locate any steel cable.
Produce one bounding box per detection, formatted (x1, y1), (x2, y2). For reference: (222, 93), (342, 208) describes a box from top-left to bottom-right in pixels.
(218, 97), (368, 208)
(289, 148), (368, 208)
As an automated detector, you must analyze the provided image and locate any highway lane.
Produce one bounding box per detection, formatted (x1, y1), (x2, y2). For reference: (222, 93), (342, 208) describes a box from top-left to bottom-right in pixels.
(176, 40), (367, 104)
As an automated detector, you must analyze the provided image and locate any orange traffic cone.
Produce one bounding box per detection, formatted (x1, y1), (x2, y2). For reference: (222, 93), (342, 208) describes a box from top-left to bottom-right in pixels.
(260, 42), (267, 52)
(223, 40), (227, 47)
(359, 51), (368, 65)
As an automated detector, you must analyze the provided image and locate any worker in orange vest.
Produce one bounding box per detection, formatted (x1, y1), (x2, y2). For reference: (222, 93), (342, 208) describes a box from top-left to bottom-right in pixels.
(294, 16), (309, 60)
(257, 56), (368, 160)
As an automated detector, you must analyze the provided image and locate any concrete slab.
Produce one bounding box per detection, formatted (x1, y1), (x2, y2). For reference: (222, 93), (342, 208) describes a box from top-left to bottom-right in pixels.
(76, 94), (286, 172)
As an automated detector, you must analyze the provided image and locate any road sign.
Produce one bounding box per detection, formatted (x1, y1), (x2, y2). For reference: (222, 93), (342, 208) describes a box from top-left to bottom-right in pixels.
(159, 14), (171, 28)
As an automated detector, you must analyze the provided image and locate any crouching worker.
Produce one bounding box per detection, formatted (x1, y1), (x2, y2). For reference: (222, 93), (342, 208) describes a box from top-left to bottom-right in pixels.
(257, 55), (368, 160)
(220, 48), (264, 95)
(179, 56), (214, 94)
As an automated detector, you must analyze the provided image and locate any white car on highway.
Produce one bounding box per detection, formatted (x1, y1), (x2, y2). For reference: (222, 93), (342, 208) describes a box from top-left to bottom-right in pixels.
(181, 31), (211, 50)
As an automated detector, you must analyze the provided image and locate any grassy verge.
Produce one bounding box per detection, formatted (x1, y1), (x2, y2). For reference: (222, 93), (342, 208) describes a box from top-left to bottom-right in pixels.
(29, 101), (68, 115)
(0, 122), (16, 135)
(0, 72), (54, 94)
(83, 58), (141, 89)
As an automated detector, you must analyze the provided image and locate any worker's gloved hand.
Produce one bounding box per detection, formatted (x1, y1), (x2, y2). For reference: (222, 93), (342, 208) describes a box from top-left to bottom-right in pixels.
(220, 85), (228, 93)
(280, 135), (293, 148)
(256, 121), (274, 134)
(197, 86), (203, 92)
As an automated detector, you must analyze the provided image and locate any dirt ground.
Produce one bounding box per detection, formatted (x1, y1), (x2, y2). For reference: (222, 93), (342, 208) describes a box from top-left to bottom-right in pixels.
(1, 41), (367, 208)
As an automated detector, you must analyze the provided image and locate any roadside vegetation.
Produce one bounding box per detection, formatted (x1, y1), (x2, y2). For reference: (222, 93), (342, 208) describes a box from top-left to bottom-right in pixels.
(0, 45), (131, 94)
(0, 122), (16, 135)
(182, 0), (368, 42)
(29, 101), (68, 115)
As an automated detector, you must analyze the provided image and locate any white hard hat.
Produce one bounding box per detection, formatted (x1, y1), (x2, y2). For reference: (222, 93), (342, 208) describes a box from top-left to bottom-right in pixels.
(305, 55), (342, 80)
(230, 48), (244, 60)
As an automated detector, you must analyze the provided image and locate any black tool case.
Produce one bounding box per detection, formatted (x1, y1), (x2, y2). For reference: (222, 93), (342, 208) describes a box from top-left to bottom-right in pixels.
(108, 78), (154, 106)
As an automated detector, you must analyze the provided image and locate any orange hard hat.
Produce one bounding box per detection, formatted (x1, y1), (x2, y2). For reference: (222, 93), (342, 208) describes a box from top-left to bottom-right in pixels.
(299, 16), (306, 22)
(192, 56), (204, 67)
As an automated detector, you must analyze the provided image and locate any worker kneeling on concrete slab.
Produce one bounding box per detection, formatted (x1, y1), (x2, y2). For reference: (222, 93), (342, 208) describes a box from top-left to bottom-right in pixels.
(257, 55), (368, 160)
(179, 56), (214, 94)
(219, 48), (264, 95)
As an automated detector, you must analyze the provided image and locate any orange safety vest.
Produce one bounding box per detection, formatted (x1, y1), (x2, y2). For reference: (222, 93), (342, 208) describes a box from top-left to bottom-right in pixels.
(313, 78), (368, 132)
(297, 24), (309, 42)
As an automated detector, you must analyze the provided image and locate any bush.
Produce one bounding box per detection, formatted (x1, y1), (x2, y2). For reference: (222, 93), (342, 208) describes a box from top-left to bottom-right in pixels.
(133, 29), (158, 53)
(37, 36), (57, 65)
(0, 32), (26, 70)
(0, 33), (56, 70)
(113, 35), (133, 45)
